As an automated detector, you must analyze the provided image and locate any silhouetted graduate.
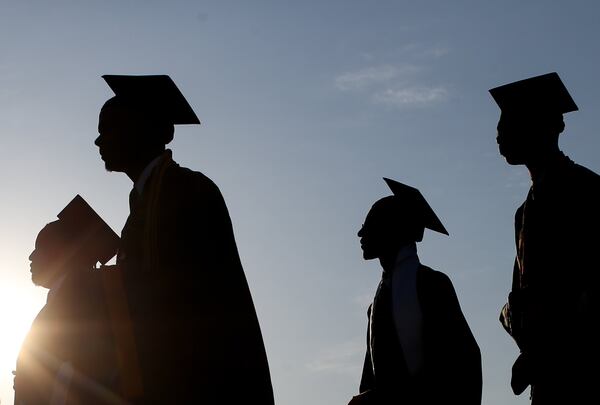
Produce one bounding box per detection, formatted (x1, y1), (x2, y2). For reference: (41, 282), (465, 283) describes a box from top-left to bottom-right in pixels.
(492, 72), (600, 404)
(95, 75), (273, 403)
(15, 195), (122, 405)
(349, 179), (481, 405)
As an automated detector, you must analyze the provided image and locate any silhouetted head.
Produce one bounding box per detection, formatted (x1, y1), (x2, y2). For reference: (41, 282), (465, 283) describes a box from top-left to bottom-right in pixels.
(358, 178), (449, 261)
(95, 75), (200, 173)
(490, 72), (577, 166)
(29, 221), (93, 288)
(358, 196), (425, 260)
(96, 96), (174, 172)
(29, 195), (120, 288)
(496, 111), (564, 165)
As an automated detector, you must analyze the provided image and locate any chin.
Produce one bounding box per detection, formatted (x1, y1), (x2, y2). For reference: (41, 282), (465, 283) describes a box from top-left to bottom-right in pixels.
(499, 151), (522, 165)
(499, 148), (526, 165)
(362, 251), (377, 260)
(31, 274), (47, 287)
(503, 155), (526, 165)
(103, 160), (126, 173)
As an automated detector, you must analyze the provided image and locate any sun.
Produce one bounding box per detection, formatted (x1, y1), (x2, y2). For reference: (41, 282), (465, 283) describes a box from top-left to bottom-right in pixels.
(0, 280), (46, 404)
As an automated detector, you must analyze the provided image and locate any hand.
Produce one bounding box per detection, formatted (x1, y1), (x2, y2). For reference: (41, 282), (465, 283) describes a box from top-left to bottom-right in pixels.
(511, 353), (531, 395)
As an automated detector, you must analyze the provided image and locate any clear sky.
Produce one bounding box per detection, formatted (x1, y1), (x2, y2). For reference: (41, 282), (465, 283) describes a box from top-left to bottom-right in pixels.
(1, 1), (600, 404)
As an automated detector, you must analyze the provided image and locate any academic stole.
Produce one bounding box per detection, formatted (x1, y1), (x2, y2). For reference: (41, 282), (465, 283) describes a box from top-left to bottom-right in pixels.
(101, 152), (172, 400)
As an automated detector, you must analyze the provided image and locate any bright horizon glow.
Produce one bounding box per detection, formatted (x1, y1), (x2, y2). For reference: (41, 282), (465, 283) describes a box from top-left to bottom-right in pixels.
(0, 280), (46, 401)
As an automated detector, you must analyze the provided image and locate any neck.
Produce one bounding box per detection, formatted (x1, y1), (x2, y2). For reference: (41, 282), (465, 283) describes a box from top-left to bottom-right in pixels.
(379, 243), (416, 272)
(526, 149), (562, 183)
(379, 254), (396, 272)
(40, 266), (72, 289)
(124, 150), (164, 183)
(38, 259), (92, 288)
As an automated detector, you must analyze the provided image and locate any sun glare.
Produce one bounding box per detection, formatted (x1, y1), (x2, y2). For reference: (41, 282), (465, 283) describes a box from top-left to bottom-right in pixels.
(0, 281), (46, 404)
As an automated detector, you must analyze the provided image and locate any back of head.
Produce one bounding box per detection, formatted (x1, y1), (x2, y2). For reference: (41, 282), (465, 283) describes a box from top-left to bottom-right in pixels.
(368, 196), (425, 243)
(100, 96), (175, 146)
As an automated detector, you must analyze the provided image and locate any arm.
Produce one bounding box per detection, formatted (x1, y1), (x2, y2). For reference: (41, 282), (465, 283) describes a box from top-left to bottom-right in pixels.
(352, 305), (376, 405)
(359, 305), (375, 393)
(499, 258), (527, 351)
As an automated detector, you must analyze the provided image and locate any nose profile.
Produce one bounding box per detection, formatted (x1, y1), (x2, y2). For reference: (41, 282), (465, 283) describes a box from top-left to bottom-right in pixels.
(94, 134), (102, 147)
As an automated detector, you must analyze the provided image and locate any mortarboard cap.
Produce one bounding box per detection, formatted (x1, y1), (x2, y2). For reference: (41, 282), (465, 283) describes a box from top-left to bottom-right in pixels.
(102, 74), (200, 125)
(489, 72), (578, 114)
(57, 195), (120, 265)
(383, 178), (449, 236)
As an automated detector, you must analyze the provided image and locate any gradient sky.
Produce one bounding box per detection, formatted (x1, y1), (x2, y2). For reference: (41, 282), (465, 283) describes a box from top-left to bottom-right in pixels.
(2, 1), (600, 404)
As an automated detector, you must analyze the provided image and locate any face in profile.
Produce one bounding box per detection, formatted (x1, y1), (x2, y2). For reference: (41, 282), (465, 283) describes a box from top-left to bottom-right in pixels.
(95, 99), (144, 173)
(358, 211), (385, 261)
(496, 113), (533, 165)
(29, 224), (68, 288)
(496, 112), (561, 165)
(358, 197), (419, 260)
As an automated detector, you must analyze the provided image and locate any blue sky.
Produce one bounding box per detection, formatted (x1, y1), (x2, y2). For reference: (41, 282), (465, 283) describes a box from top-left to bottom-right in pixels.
(1, 1), (600, 404)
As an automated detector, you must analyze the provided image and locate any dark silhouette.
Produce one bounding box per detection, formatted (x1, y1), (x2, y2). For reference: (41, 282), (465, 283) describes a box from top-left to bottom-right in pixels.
(94, 75), (274, 403)
(349, 178), (482, 405)
(14, 195), (123, 405)
(492, 72), (600, 404)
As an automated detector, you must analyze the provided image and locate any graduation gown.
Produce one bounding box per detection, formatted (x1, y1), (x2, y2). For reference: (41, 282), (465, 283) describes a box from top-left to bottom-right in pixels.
(14, 270), (118, 405)
(500, 153), (600, 402)
(114, 151), (273, 404)
(359, 265), (482, 405)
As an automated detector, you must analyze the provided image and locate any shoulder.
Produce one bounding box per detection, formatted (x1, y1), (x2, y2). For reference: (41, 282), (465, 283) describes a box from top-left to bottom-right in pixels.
(570, 161), (600, 183)
(560, 157), (600, 189)
(417, 267), (470, 323)
(63, 270), (104, 300)
(164, 162), (226, 206)
(418, 265), (457, 296)
(46, 271), (105, 318)
(167, 163), (220, 192)
(418, 265), (451, 284)
(561, 160), (600, 207)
